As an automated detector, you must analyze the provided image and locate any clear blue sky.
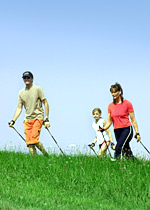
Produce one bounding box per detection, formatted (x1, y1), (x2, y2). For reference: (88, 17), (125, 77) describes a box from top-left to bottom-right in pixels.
(1, 0), (150, 158)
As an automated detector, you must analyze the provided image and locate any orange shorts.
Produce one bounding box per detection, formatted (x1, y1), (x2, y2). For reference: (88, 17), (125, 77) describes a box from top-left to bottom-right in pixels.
(24, 119), (43, 147)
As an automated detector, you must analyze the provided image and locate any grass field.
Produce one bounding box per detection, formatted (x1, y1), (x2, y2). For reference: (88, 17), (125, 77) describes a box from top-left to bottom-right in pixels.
(0, 151), (150, 210)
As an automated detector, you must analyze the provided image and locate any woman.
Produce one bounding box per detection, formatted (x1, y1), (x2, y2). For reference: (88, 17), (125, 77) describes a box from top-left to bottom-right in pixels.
(102, 83), (141, 159)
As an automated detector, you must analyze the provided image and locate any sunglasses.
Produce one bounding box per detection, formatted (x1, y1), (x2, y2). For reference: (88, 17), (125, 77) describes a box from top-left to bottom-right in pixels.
(23, 76), (31, 79)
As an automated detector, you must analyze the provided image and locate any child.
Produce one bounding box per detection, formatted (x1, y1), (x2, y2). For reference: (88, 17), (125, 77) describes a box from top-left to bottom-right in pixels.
(89, 108), (115, 157)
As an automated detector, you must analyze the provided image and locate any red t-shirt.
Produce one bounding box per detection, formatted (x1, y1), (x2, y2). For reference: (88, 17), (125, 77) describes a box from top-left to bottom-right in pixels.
(108, 99), (134, 129)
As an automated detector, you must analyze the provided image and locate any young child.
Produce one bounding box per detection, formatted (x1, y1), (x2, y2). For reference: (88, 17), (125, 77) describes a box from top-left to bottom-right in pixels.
(89, 108), (114, 157)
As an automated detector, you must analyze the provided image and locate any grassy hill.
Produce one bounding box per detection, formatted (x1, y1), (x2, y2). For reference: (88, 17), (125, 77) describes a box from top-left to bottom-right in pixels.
(0, 151), (150, 210)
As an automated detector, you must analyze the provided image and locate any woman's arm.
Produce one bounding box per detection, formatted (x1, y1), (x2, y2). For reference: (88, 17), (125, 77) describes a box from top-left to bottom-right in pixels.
(103, 113), (112, 130)
(103, 120), (113, 142)
(129, 111), (141, 142)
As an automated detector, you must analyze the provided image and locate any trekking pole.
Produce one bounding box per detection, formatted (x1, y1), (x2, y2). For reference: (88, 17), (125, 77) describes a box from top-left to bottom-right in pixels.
(134, 134), (150, 155)
(88, 145), (99, 158)
(140, 141), (150, 155)
(46, 127), (66, 156)
(9, 125), (26, 142)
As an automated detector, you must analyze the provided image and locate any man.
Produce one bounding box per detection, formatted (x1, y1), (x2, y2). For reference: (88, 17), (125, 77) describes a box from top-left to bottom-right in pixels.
(9, 71), (50, 156)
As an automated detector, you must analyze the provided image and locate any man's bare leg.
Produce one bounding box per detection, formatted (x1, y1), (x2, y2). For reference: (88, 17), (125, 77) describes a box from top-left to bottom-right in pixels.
(36, 142), (48, 156)
(29, 145), (37, 156)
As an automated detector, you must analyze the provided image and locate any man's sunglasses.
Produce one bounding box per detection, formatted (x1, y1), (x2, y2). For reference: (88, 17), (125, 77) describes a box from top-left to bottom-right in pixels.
(23, 76), (31, 79)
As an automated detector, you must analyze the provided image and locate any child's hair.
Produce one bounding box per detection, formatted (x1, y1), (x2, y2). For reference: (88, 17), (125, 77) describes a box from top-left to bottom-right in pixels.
(92, 108), (102, 115)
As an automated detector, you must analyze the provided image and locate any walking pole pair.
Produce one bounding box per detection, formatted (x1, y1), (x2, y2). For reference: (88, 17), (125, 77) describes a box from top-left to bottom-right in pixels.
(9, 124), (66, 156)
(88, 128), (114, 159)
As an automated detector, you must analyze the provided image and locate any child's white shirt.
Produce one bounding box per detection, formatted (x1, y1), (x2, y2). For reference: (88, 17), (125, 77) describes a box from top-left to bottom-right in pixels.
(92, 117), (110, 145)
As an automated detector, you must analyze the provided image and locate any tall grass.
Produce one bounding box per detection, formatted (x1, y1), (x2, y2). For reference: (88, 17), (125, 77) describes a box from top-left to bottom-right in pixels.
(0, 151), (150, 210)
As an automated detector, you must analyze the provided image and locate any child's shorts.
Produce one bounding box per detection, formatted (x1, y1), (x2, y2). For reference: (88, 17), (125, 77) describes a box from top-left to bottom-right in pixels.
(24, 119), (43, 147)
(99, 140), (110, 149)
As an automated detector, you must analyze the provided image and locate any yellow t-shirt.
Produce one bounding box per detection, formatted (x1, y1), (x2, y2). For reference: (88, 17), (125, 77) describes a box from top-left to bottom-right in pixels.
(18, 85), (46, 121)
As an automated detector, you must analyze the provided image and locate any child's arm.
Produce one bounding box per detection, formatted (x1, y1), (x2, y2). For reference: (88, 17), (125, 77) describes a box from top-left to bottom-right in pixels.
(93, 137), (97, 144)
(88, 137), (97, 148)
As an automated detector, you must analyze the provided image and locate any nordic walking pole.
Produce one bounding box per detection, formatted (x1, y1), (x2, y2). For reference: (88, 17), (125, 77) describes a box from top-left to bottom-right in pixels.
(134, 134), (150, 155)
(9, 125), (26, 142)
(46, 127), (66, 156)
(140, 141), (150, 155)
(88, 145), (99, 158)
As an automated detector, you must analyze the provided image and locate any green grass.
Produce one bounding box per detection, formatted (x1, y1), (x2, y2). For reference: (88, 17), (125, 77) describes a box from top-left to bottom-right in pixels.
(0, 151), (150, 210)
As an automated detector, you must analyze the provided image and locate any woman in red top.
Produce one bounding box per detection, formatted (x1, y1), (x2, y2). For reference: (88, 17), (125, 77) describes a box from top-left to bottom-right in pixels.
(103, 83), (141, 159)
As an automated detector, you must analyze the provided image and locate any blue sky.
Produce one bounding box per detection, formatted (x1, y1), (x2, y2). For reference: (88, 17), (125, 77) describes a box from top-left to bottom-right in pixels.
(1, 0), (150, 157)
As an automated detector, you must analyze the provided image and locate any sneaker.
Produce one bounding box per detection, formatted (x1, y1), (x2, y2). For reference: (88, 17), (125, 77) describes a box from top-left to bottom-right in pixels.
(110, 158), (116, 162)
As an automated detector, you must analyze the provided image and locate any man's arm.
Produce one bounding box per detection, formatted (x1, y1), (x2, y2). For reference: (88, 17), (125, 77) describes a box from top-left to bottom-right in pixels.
(42, 99), (50, 128)
(9, 104), (23, 127)
(42, 99), (49, 119)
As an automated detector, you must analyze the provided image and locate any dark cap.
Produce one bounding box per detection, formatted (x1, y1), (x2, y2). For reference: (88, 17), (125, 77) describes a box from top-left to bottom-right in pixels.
(22, 71), (33, 78)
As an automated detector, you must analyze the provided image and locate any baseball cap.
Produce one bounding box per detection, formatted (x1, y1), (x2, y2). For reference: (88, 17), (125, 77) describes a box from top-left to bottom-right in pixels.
(22, 71), (33, 78)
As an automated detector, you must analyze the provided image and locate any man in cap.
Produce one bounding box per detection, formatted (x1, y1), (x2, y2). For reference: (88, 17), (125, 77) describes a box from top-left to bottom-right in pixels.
(9, 71), (50, 156)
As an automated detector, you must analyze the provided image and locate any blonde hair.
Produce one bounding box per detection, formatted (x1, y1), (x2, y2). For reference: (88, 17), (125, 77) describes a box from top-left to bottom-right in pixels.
(92, 108), (102, 115)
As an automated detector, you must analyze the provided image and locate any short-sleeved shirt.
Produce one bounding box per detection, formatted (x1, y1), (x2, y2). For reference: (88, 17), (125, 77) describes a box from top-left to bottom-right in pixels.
(108, 99), (134, 129)
(18, 85), (46, 121)
(92, 118), (110, 145)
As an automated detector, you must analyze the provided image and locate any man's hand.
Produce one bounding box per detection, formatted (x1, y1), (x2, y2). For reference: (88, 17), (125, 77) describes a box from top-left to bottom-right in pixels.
(134, 133), (141, 142)
(43, 119), (50, 128)
(8, 120), (15, 127)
